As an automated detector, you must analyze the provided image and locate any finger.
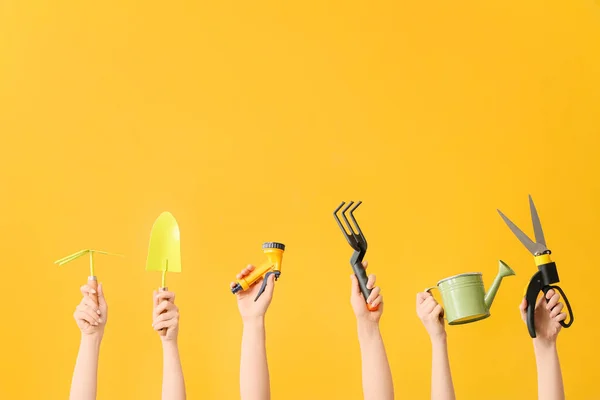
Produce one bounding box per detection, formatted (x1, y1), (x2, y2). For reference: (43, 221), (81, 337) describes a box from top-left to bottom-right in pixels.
(549, 302), (564, 318)
(74, 310), (98, 326)
(80, 284), (96, 296)
(82, 298), (101, 315)
(156, 291), (175, 303)
(366, 274), (376, 290)
(239, 265), (255, 278)
(262, 273), (276, 299)
(153, 310), (178, 325)
(230, 281), (236, 288)
(361, 260), (368, 270)
(545, 289), (556, 300)
(78, 303), (102, 321)
(519, 298), (527, 311)
(154, 300), (175, 317)
(546, 293), (560, 311)
(432, 304), (444, 319)
(75, 306), (101, 325)
(370, 294), (383, 308)
(519, 297), (527, 318)
(97, 283), (107, 309)
(555, 312), (567, 323)
(366, 286), (380, 304)
(416, 292), (431, 304)
(535, 293), (545, 308)
(153, 319), (177, 331)
(422, 297), (437, 314)
(350, 274), (361, 295)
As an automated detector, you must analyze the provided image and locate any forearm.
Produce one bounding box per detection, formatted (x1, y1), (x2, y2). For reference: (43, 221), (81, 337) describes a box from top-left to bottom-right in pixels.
(430, 333), (455, 400)
(162, 341), (186, 400)
(357, 321), (394, 400)
(70, 335), (102, 400)
(240, 316), (270, 400)
(534, 341), (564, 400)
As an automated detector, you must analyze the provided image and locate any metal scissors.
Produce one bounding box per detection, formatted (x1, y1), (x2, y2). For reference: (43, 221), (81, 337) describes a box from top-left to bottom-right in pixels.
(497, 195), (573, 338)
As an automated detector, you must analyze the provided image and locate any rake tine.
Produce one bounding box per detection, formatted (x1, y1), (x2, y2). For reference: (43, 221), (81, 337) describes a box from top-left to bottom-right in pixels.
(341, 202), (357, 237)
(334, 201), (346, 215)
(348, 201), (365, 240)
(334, 202), (353, 245)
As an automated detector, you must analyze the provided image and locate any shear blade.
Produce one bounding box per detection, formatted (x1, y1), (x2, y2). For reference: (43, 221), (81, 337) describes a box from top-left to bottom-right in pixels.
(497, 209), (541, 255)
(528, 195), (547, 248)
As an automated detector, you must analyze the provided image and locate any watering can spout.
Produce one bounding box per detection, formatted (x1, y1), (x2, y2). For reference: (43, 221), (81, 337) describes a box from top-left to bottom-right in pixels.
(484, 260), (516, 309)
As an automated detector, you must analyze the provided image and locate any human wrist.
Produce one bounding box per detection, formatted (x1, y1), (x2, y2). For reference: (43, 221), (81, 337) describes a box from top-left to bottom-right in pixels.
(429, 331), (447, 346)
(162, 339), (179, 350)
(81, 333), (102, 349)
(357, 319), (380, 338)
(242, 315), (265, 328)
(533, 338), (557, 354)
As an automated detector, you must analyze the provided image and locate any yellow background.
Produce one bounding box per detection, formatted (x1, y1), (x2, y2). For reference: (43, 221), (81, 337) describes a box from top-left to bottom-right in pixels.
(1, 0), (599, 399)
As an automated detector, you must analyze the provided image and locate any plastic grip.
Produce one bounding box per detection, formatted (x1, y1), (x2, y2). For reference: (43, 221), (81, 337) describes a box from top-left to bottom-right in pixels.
(352, 262), (378, 311)
(525, 271), (544, 338)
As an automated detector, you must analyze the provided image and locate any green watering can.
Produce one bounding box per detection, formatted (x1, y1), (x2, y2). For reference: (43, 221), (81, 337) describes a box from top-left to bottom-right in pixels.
(425, 261), (516, 325)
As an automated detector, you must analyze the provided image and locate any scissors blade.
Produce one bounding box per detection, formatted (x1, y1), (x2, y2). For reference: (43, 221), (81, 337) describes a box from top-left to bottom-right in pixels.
(497, 209), (540, 255)
(528, 195), (547, 248)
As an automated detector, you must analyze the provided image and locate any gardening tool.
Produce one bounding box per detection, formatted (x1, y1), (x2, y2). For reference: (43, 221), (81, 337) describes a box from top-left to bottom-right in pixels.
(498, 195), (574, 338)
(333, 201), (378, 311)
(55, 249), (122, 305)
(146, 212), (182, 336)
(231, 242), (285, 301)
(425, 261), (515, 325)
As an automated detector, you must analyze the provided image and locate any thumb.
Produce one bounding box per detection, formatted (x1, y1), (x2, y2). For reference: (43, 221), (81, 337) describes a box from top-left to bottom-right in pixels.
(264, 273), (276, 298)
(350, 274), (360, 295)
(519, 298), (527, 319)
(98, 283), (106, 307)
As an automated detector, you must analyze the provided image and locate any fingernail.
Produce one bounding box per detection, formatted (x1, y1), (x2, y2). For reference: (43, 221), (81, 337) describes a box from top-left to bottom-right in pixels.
(96, 310), (101, 315)
(90, 289), (96, 294)
(98, 319), (103, 323)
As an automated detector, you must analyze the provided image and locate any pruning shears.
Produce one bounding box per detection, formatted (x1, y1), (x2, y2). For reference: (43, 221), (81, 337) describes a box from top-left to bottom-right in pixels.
(497, 195), (574, 338)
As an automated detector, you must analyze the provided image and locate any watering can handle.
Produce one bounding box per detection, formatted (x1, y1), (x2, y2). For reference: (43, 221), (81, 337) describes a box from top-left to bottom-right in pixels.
(543, 285), (574, 328)
(353, 261), (378, 311)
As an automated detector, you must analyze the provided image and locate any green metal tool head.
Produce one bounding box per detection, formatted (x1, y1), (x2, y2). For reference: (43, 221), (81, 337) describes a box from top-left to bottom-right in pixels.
(146, 212), (181, 287)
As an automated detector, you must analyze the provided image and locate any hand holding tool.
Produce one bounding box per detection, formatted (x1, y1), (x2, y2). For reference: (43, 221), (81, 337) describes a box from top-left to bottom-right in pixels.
(146, 212), (182, 336)
(55, 249), (122, 305)
(498, 195), (574, 338)
(231, 242), (285, 301)
(334, 201), (378, 311)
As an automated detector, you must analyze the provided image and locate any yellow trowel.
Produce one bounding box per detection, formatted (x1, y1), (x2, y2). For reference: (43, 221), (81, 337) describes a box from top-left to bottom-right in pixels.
(146, 212), (181, 336)
(55, 249), (122, 305)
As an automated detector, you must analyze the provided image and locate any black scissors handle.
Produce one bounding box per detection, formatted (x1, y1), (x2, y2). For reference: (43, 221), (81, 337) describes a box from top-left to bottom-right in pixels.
(525, 271), (543, 338)
(543, 285), (574, 328)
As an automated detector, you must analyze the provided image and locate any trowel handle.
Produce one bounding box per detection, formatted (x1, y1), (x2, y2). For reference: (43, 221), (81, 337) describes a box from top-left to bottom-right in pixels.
(352, 262), (378, 311)
(158, 287), (168, 337)
(87, 277), (99, 306)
